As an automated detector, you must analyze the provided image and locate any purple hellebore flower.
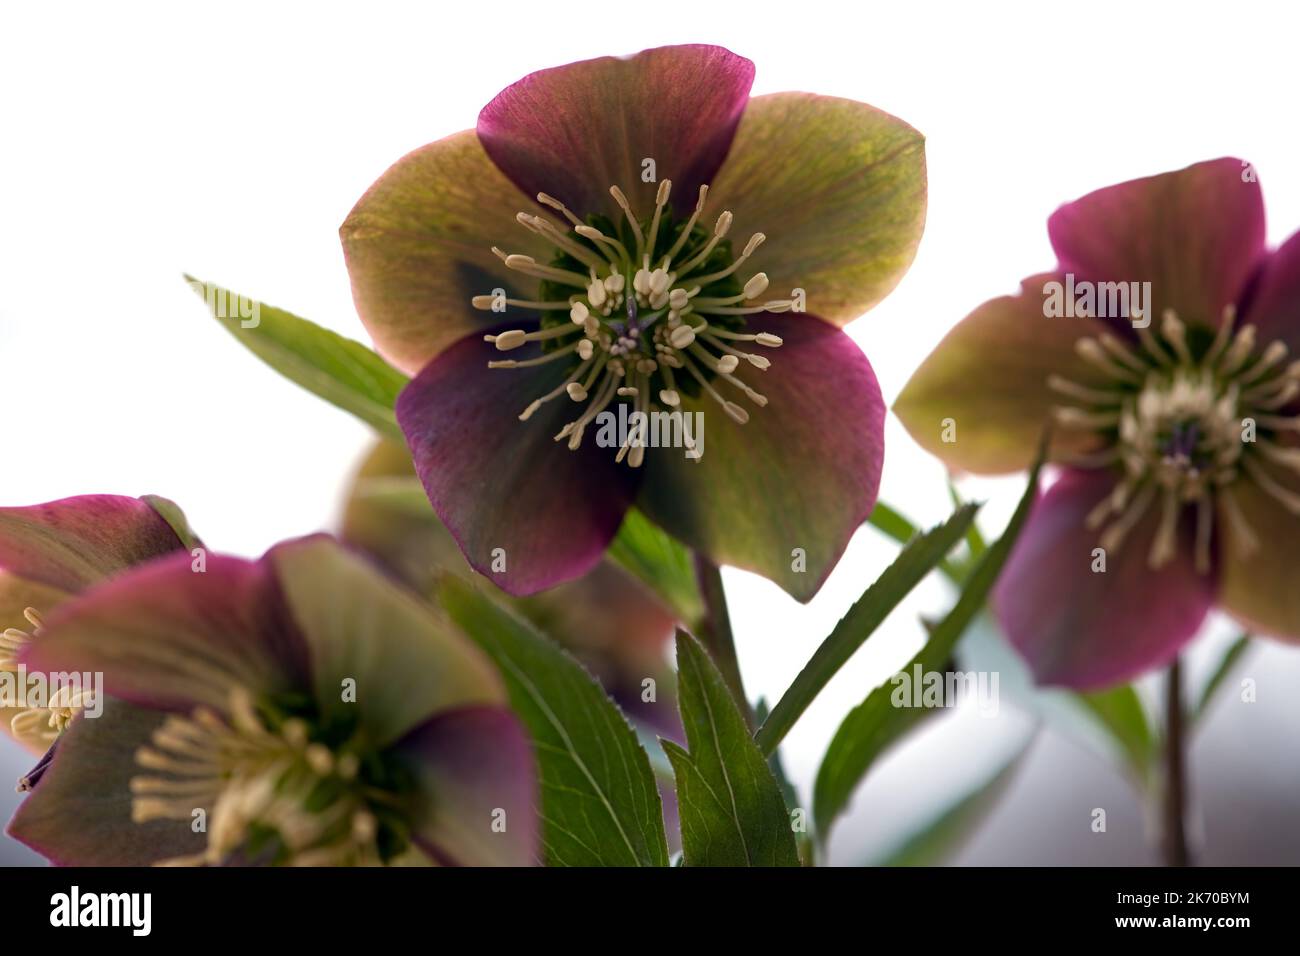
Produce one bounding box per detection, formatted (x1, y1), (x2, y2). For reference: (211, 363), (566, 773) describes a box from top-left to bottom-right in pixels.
(0, 495), (188, 756)
(341, 44), (927, 601)
(897, 157), (1300, 689)
(9, 534), (538, 866)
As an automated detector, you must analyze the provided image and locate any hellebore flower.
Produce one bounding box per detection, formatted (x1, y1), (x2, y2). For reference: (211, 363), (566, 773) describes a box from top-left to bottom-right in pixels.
(341, 44), (925, 600)
(0, 495), (188, 757)
(9, 535), (537, 866)
(342, 440), (680, 733)
(896, 157), (1300, 688)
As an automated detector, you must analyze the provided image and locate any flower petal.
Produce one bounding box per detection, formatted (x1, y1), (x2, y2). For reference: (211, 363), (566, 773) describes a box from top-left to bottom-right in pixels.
(268, 536), (507, 747)
(894, 274), (1114, 474)
(477, 45), (754, 222)
(394, 706), (539, 867)
(1047, 157), (1265, 327)
(7, 698), (206, 866)
(637, 313), (883, 602)
(340, 129), (552, 374)
(706, 92), (926, 326)
(0, 495), (185, 594)
(1216, 476), (1300, 642)
(24, 551), (310, 714)
(1242, 229), (1300, 353)
(396, 327), (638, 596)
(991, 469), (1214, 689)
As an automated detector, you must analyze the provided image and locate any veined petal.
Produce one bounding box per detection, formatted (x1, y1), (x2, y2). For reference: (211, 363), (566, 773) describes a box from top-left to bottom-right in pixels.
(0, 495), (185, 595)
(894, 274), (1114, 474)
(396, 327), (638, 597)
(638, 313), (883, 602)
(7, 698), (206, 866)
(1048, 157), (1265, 328)
(706, 92), (926, 326)
(395, 706), (538, 867)
(24, 551), (310, 714)
(341, 130), (552, 374)
(477, 45), (754, 222)
(268, 536), (507, 747)
(992, 469), (1214, 689)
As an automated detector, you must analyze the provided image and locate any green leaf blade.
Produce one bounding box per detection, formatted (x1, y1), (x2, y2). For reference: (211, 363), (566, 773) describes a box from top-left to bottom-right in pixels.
(186, 276), (409, 439)
(1075, 685), (1154, 781)
(813, 448), (1046, 837)
(439, 576), (669, 867)
(873, 732), (1035, 866)
(606, 508), (703, 626)
(1193, 634), (1252, 726)
(668, 630), (800, 867)
(756, 502), (979, 756)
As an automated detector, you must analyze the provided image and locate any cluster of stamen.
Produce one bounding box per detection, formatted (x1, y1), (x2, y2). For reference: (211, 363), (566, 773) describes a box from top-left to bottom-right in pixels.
(130, 688), (385, 867)
(1051, 306), (1300, 572)
(1, 607), (89, 751)
(474, 179), (789, 465)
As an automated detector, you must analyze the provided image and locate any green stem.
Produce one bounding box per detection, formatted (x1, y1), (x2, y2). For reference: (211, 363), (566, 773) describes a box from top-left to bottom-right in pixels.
(692, 554), (753, 728)
(1161, 657), (1191, 867)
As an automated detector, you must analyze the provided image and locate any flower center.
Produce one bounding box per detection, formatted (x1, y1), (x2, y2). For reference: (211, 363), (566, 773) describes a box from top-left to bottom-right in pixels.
(474, 180), (789, 465)
(130, 688), (406, 866)
(1051, 306), (1300, 572)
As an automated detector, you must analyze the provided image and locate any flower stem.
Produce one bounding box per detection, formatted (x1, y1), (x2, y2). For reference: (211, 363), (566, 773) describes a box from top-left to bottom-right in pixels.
(692, 554), (754, 728)
(1161, 656), (1191, 866)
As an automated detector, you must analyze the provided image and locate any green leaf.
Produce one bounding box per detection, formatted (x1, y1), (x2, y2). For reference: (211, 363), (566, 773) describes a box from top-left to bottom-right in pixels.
(606, 508), (703, 626)
(1075, 685), (1154, 782)
(873, 732), (1035, 866)
(438, 576), (668, 867)
(1193, 634), (1252, 726)
(664, 630), (800, 867)
(186, 276), (409, 439)
(866, 500), (920, 546)
(947, 479), (987, 561)
(867, 501), (964, 584)
(813, 448), (1045, 837)
(756, 502), (980, 756)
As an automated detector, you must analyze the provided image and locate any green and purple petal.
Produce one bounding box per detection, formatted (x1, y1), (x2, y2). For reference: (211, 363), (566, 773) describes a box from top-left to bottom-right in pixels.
(24, 551), (310, 714)
(0, 495), (185, 596)
(638, 313), (883, 602)
(268, 536), (507, 746)
(340, 129), (553, 374)
(705, 92), (926, 327)
(396, 326), (638, 596)
(7, 698), (206, 866)
(991, 469), (1215, 689)
(894, 274), (1113, 475)
(477, 44), (754, 222)
(395, 706), (538, 867)
(1047, 157), (1266, 328)
(1217, 475), (1300, 643)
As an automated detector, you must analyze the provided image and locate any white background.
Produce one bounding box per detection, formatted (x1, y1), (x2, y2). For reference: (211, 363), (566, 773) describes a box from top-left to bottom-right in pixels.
(2, 0), (1297, 864)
